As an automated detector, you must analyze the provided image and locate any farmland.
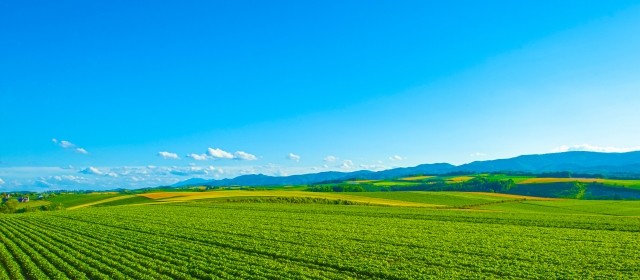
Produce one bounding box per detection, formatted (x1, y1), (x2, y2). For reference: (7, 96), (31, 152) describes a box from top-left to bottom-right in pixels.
(2, 174), (640, 278)
(1, 199), (640, 279)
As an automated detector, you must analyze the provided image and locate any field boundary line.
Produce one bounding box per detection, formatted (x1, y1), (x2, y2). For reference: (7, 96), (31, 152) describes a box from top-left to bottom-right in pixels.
(67, 195), (135, 210)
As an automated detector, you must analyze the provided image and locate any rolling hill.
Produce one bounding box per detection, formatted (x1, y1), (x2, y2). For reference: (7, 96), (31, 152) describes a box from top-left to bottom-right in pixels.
(173, 151), (640, 187)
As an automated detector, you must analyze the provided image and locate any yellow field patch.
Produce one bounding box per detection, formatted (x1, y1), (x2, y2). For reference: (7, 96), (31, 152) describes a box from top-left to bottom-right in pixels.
(399, 176), (434, 181)
(447, 176), (474, 182)
(139, 191), (443, 207)
(519, 178), (605, 184)
(67, 195), (136, 210)
(466, 192), (561, 201)
(348, 180), (377, 183)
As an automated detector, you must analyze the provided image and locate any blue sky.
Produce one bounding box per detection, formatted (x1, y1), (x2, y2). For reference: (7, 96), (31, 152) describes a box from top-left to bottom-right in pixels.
(1, 1), (640, 190)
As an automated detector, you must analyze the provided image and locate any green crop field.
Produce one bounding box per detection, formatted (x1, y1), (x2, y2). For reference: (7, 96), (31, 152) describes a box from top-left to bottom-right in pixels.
(480, 199), (640, 216)
(371, 181), (420, 186)
(47, 194), (123, 208)
(1, 197), (640, 279)
(345, 191), (523, 207)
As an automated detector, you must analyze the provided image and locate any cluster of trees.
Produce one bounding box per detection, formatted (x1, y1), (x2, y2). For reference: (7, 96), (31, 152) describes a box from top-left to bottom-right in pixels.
(308, 178), (515, 193)
(307, 185), (366, 192)
(0, 201), (65, 214)
(219, 196), (368, 205)
(483, 171), (605, 179)
(430, 177), (516, 192)
(556, 182), (587, 199)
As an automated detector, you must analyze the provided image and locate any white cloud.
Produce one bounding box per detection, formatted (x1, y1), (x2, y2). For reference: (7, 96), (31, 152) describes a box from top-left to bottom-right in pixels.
(37, 175), (91, 187)
(53, 139), (89, 155)
(323, 164), (329, 168)
(240, 168), (256, 175)
(470, 152), (486, 157)
(359, 164), (387, 170)
(0, 178), (4, 185)
(207, 148), (234, 159)
(60, 140), (75, 148)
(60, 165), (75, 170)
(338, 160), (354, 169)
(551, 144), (640, 153)
(206, 166), (216, 171)
(286, 153), (301, 162)
(389, 155), (402, 161)
(323, 156), (338, 162)
(186, 153), (208, 161)
(234, 151), (257, 161)
(147, 165), (156, 169)
(377, 160), (383, 164)
(158, 151), (180, 159)
(105, 172), (119, 178)
(78, 167), (104, 175)
(170, 167), (209, 176)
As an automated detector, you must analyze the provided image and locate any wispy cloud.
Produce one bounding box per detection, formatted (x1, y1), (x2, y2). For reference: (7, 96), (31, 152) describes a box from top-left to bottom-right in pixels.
(234, 151), (257, 161)
(186, 153), (208, 161)
(60, 140), (74, 148)
(207, 148), (234, 159)
(337, 160), (354, 169)
(551, 144), (640, 153)
(323, 156), (338, 162)
(0, 178), (4, 185)
(286, 153), (301, 162)
(53, 139), (89, 154)
(389, 155), (402, 161)
(78, 167), (103, 175)
(470, 152), (486, 157)
(170, 167), (209, 176)
(157, 151), (180, 159)
(359, 164), (388, 170)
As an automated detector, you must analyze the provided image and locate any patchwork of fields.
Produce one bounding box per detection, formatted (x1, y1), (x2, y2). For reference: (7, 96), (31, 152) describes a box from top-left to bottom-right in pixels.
(1, 202), (639, 279)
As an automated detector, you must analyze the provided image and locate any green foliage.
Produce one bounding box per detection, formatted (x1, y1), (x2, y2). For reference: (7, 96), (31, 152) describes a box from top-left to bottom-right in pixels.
(307, 184), (366, 192)
(215, 196), (370, 205)
(0, 203), (638, 278)
(93, 196), (153, 207)
(347, 191), (518, 207)
(47, 194), (122, 208)
(0, 199), (19, 214)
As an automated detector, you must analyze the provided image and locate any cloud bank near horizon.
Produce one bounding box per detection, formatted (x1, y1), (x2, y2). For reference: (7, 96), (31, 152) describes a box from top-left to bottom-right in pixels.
(551, 144), (640, 153)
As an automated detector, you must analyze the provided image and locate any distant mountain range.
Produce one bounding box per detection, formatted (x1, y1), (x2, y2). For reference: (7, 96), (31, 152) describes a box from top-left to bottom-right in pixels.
(172, 151), (640, 187)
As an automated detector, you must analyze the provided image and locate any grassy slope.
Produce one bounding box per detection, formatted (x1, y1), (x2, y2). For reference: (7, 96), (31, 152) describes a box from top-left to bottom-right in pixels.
(372, 181), (420, 186)
(93, 196), (154, 207)
(479, 200), (640, 216)
(137, 190), (442, 207)
(344, 192), (519, 207)
(12, 200), (51, 210)
(4, 203), (638, 278)
(48, 194), (123, 208)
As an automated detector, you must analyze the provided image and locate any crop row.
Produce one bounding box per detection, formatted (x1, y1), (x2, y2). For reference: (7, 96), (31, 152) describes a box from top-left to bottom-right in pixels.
(1, 202), (640, 279)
